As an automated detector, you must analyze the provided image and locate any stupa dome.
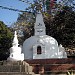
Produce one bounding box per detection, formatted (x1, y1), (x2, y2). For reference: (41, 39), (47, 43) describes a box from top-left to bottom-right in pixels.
(23, 35), (59, 59)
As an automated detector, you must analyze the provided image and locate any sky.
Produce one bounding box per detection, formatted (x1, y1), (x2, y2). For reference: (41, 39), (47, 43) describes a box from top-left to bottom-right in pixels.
(0, 0), (32, 27)
(0, 0), (75, 27)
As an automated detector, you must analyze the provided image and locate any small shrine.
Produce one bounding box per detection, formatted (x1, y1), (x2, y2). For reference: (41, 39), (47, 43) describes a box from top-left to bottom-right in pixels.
(7, 31), (24, 61)
(23, 11), (67, 59)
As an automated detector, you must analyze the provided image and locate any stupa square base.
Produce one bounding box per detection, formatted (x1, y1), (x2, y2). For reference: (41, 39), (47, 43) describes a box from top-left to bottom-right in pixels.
(25, 58), (75, 74)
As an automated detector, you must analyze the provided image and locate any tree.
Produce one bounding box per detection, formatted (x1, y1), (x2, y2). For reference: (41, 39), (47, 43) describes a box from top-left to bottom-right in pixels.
(11, 12), (35, 45)
(0, 21), (13, 60)
(45, 6), (75, 48)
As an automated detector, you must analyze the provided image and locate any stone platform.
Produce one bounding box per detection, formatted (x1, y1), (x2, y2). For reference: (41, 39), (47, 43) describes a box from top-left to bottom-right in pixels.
(0, 59), (75, 75)
(25, 58), (75, 74)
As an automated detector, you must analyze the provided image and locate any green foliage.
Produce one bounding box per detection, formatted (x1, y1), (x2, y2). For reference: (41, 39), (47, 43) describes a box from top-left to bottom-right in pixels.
(45, 6), (75, 48)
(14, 3), (75, 49)
(12, 12), (35, 45)
(46, 0), (50, 10)
(0, 21), (13, 60)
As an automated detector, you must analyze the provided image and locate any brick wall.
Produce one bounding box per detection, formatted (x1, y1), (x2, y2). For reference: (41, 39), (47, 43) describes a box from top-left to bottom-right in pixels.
(25, 58), (75, 74)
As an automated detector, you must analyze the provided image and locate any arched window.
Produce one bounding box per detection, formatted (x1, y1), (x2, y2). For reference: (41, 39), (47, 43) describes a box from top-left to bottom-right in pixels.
(37, 46), (42, 54)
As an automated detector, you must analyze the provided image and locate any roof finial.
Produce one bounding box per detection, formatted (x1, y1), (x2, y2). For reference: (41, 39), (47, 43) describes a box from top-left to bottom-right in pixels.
(12, 31), (18, 47)
(34, 9), (46, 36)
(14, 31), (17, 36)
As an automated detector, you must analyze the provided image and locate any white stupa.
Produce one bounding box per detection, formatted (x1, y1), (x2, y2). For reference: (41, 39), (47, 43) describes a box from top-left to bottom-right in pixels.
(23, 11), (67, 59)
(7, 31), (24, 61)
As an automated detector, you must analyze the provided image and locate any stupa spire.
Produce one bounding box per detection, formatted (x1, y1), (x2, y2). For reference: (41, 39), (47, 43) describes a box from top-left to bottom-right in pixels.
(12, 31), (18, 47)
(34, 11), (46, 36)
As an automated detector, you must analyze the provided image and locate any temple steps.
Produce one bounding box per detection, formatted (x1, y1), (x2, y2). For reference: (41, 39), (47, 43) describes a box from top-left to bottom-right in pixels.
(0, 61), (35, 75)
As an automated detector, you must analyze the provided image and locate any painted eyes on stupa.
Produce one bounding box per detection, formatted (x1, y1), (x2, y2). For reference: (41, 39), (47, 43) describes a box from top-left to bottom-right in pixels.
(38, 23), (42, 26)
